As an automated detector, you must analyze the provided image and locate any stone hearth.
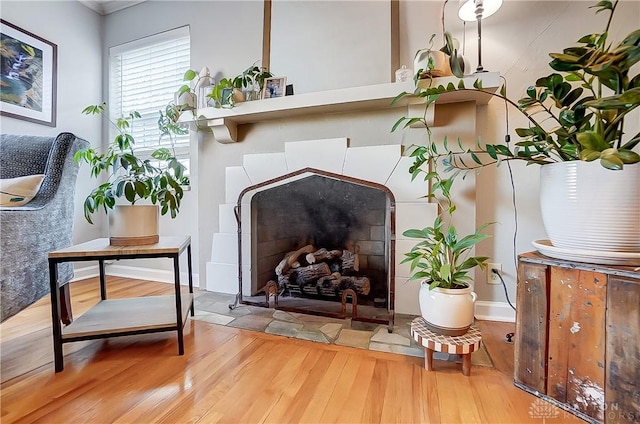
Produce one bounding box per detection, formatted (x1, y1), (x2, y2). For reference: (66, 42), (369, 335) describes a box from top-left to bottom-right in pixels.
(192, 290), (494, 368)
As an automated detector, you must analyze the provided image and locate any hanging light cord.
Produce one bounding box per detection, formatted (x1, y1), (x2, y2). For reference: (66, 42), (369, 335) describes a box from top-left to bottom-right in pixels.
(441, 0), (450, 46)
(499, 76), (517, 345)
(501, 76), (519, 279)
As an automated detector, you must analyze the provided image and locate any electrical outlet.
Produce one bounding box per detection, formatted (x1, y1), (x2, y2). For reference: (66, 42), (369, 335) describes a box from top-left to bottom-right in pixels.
(487, 263), (502, 285)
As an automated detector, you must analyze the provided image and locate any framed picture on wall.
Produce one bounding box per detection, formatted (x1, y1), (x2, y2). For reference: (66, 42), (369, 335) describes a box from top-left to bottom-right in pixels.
(262, 76), (287, 99)
(0, 20), (57, 127)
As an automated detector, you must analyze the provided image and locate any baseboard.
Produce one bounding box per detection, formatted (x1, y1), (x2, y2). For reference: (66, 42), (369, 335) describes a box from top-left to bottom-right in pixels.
(71, 265), (100, 282)
(71, 264), (199, 287)
(475, 301), (516, 323)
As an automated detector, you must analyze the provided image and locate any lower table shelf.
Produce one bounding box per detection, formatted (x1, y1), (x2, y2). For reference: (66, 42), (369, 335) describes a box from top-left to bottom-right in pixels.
(62, 294), (193, 340)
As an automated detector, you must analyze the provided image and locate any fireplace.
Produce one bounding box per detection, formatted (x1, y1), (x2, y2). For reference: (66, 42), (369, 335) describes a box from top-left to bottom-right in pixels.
(237, 169), (394, 323)
(206, 138), (440, 320)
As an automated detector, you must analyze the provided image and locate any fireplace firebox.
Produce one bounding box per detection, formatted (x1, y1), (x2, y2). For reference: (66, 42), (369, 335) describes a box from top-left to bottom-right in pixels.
(232, 168), (395, 329)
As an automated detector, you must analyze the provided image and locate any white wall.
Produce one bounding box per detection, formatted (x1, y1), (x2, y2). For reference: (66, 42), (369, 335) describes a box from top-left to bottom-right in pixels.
(0, 1), (104, 244)
(270, 0), (391, 94)
(8, 0), (636, 314)
(98, 0), (639, 313)
(102, 1), (264, 281)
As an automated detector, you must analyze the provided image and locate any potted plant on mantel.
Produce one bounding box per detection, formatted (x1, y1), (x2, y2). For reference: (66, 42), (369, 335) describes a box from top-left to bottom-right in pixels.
(395, 0), (640, 263)
(414, 32), (464, 80)
(402, 148), (493, 336)
(75, 103), (189, 246)
(179, 63), (274, 109)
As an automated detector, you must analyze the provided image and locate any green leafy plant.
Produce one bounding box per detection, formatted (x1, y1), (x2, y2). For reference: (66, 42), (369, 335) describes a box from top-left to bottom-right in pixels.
(440, 31), (464, 78)
(75, 103), (189, 223)
(180, 63), (274, 109)
(395, 0), (640, 171)
(415, 32), (464, 81)
(234, 63), (274, 93)
(209, 77), (238, 108)
(401, 142), (492, 290)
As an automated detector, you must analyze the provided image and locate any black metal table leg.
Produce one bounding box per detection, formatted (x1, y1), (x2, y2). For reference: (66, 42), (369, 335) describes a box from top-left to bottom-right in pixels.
(173, 253), (184, 355)
(98, 259), (107, 300)
(48, 259), (64, 372)
(187, 244), (194, 316)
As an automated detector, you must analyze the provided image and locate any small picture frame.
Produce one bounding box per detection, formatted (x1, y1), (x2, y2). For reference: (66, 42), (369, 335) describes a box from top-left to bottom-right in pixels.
(262, 76), (287, 99)
(0, 20), (57, 127)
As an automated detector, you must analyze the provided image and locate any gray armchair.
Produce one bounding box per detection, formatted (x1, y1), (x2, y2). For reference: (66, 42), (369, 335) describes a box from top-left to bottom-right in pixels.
(0, 132), (89, 322)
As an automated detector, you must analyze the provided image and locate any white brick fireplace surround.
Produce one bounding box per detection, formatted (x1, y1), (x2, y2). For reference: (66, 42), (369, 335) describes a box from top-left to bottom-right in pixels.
(206, 137), (438, 316)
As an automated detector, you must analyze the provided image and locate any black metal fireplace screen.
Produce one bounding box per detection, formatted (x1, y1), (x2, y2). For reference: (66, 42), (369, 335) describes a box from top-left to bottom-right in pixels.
(229, 168), (396, 330)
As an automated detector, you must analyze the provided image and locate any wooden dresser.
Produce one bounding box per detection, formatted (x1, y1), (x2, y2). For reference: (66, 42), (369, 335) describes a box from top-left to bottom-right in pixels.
(515, 252), (639, 424)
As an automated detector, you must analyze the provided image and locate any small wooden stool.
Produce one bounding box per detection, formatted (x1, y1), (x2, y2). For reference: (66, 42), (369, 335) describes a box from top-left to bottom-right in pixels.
(410, 317), (482, 376)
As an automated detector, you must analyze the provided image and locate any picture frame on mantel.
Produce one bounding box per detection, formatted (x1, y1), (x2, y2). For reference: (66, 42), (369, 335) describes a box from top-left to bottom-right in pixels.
(0, 20), (57, 127)
(263, 76), (286, 99)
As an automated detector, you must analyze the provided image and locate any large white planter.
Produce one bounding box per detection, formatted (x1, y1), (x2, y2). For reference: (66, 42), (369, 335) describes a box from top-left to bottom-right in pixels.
(418, 282), (477, 336)
(539, 161), (640, 257)
(109, 205), (159, 246)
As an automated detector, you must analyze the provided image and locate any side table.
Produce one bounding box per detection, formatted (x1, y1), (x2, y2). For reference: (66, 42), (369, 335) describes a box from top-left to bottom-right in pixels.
(48, 236), (194, 372)
(515, 252), (640, 424)
(410, 317), (482, 376)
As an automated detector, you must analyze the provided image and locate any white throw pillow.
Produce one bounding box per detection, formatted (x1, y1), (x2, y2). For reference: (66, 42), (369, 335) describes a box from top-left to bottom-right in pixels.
(0, 174), (45, 206)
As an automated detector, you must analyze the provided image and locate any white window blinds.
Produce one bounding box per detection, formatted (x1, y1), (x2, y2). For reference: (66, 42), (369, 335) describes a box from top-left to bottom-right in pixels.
(109, 26), (190, 163)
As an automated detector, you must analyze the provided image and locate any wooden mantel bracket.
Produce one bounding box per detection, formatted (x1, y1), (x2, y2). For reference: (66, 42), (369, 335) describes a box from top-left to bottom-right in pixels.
(207, 118), (238, 144)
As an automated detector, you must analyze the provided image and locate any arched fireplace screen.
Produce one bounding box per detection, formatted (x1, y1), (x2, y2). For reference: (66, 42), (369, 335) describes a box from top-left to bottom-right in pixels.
(232, 168), (395, 328)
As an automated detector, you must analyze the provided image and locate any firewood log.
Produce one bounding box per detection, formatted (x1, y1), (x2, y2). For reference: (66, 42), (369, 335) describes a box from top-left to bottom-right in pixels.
(293, 262), (331, 285)
(341, 276), (370, 296)
(317, 275), (340, 296)
(275, 251), (295, 276)
(286, 244), (316, 267)
(306, 248), (343, 264)
(341, 250), (359, 273)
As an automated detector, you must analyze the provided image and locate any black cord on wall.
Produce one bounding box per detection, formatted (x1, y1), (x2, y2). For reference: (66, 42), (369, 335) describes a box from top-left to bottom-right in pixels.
(501, 76), (520, 274)
(500, 76), (517, 344)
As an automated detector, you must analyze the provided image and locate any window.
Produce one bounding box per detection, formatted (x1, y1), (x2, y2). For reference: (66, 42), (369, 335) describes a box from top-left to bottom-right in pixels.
(109, 26), (190, 167)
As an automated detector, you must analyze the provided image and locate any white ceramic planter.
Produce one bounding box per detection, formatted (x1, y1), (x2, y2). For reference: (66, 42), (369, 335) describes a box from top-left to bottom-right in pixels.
(539, 161), (640, 253)
(418, 281), (477, 336)
(109, 205), (159, 246)
(175, 91), (196, 110)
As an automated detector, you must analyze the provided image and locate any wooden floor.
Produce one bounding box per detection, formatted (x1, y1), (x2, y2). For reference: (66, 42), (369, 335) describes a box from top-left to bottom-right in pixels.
(0, 277), (580, 424)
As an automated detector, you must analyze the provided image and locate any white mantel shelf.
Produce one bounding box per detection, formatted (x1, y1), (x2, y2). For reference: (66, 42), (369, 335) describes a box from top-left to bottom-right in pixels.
(182, 72), (501, 143)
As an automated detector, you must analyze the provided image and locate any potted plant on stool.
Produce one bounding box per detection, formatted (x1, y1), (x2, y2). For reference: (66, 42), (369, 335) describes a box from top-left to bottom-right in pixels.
(75, 103), (189, 245)
(402, 145), (493, 336)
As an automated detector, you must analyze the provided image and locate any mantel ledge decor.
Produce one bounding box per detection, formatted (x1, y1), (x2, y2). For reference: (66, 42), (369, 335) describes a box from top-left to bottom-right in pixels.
(178, 72), (501, 143)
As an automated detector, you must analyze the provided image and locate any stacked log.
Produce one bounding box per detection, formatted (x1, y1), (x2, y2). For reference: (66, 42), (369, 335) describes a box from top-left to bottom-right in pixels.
(294, 262), (331, 285)
(341, 250), (359, 273)
(272, 245), (368, 299)
(316, 274), (370, 297)
(306, 248), (342, 264)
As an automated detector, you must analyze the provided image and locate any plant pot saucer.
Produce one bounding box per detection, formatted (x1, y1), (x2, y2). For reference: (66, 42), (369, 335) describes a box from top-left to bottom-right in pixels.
(532, 239), (640, 266)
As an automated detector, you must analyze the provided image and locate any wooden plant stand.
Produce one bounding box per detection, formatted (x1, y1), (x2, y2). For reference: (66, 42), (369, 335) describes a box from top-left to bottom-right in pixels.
(410, 317), (482, 376)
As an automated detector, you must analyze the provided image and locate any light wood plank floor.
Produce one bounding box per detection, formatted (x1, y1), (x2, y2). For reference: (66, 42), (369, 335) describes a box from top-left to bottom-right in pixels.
(1, 277), (580, 423)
